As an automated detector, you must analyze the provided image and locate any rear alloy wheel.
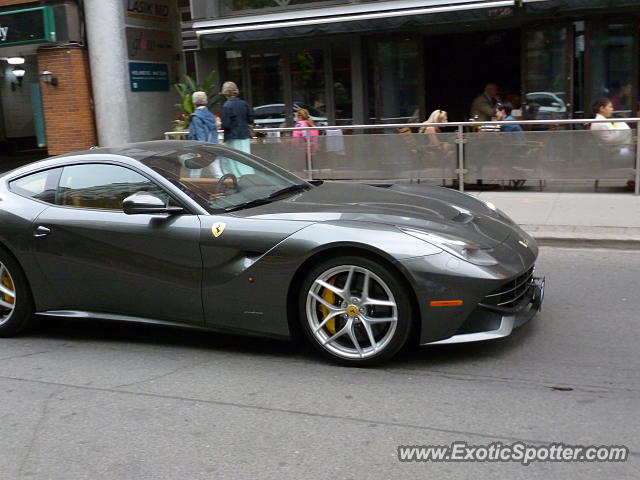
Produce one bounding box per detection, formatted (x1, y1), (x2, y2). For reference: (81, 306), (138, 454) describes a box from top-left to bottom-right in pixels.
(300, 256), (413, 365)
(0, 250), (33, 337)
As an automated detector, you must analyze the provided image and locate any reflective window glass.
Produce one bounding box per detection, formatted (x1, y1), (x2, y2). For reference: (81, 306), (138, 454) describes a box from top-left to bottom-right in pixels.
(250, 52), (285, 127)
(57, 164), (173, 210)
(369, 38), (419, 124)
(523, 26), (569, 123)
(588, 23), (633, 117)
(224, 50), (244, 94)
(9, 168), (61, 204)
(141, 144), (308, 213)
(332, 45), (352, 125)
(291, 49), (326, 124)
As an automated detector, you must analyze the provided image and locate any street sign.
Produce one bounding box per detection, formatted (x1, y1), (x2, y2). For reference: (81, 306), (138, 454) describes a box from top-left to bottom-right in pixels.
(128, 62), (170, 92)
(0, 6), (56, 47)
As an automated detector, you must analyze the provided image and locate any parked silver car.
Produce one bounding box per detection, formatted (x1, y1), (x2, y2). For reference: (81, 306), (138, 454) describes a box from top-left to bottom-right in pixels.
(253, 102), (328, 128)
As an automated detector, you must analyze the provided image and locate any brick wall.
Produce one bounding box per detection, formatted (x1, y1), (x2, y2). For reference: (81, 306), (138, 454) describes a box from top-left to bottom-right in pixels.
(37, 47), (97, 155)
(0, 0), (37, 7)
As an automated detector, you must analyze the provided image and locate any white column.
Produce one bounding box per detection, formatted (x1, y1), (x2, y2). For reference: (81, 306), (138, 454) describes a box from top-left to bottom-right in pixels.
(83, 0), (130, 146)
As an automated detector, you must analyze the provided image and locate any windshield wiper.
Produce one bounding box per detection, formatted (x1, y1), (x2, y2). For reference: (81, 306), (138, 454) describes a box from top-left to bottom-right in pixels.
(221, 184), (309, 213)
(222, 197), (274, 213)
(267, 184), (310, 199)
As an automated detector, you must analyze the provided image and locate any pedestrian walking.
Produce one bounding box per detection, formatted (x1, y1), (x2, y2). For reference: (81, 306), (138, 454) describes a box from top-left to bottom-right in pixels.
(187, 91), (219, 143)
(220, 81), (254, 153)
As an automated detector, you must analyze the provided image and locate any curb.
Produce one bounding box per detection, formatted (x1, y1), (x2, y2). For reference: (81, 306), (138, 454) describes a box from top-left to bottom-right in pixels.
(526, 231), (640, 250)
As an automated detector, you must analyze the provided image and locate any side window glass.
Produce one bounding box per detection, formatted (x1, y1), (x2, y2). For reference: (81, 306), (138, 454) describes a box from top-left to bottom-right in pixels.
(9, 168), (61, 204)
(57, 164), (177, 210)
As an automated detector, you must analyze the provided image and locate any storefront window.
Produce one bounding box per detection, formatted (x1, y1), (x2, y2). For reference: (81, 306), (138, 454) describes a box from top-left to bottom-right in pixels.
(332, 45), (352, 125)
(523, 25), (570, 122)
(249, 52), (284, 126)
(588, 23), (633, 117)
(369, 38), (419, 124)
(291, 49), (326, 123)
(224, 50), (244, 93)
(573, 22), (585, 117)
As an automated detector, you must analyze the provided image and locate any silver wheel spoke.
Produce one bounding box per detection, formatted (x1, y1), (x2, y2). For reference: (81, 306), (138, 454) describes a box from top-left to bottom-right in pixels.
(309, 291), (340, 311)
(343, 267), (355, 298)
(361, 314), (397, 325)
(323, 321), (351, 345)
(0, 297), (14, 309)
(362, 298), (396, 308)
(360, 320), (378, 352)
(0, 283), (14, 298)
(347, 326), (364, 357)
(361, 271), (371, 299)
(313, 310), (345, 334)
(314, 279), (345, 299)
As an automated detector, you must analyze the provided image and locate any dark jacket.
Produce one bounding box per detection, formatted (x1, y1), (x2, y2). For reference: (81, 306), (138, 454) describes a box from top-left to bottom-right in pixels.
(188, 108), (218, 143)
(222, 97), (254, 141)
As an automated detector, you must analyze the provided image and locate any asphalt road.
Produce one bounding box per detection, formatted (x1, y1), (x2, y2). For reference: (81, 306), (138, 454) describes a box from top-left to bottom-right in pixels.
(0, 247), (638, 480)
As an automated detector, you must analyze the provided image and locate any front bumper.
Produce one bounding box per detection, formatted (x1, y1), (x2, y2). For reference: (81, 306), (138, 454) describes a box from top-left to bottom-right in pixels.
(423, 276), (545, 345)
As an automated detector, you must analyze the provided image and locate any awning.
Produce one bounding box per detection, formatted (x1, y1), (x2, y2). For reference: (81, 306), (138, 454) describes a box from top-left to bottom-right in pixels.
(523, 0), (640, 13)
(196, 1), (516, 47)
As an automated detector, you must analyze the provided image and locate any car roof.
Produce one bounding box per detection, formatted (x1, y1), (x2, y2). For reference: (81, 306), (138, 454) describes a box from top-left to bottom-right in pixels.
(1, 141), (238, 179)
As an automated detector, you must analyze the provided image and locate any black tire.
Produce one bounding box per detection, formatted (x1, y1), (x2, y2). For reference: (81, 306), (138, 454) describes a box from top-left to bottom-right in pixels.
(298, 255), (413, 366)
(0, 248), (34, 337)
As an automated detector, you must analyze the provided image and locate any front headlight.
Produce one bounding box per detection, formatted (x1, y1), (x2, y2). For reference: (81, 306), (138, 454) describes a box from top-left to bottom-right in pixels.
(398, 226), (498, 266)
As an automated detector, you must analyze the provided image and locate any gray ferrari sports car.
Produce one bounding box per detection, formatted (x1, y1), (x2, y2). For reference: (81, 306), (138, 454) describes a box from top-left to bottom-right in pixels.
(0, 141), (544, 365)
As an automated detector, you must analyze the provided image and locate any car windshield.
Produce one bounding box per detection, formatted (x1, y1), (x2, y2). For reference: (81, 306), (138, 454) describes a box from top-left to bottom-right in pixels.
(140, 144), (310, 213)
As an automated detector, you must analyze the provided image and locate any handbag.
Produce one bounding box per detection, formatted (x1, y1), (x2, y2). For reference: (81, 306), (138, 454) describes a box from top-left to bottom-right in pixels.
(248, 125), (265, 138)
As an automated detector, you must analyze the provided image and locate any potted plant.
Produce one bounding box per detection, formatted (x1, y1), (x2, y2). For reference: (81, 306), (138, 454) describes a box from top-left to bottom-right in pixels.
(173, 70), (221, 131)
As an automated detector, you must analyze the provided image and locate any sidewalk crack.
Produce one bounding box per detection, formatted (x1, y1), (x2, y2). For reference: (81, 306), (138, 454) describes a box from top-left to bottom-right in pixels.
(17, 386), (64, 477)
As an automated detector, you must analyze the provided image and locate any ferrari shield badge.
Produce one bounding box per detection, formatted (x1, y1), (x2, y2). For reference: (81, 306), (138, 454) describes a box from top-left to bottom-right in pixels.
(212, 222), (226, 238)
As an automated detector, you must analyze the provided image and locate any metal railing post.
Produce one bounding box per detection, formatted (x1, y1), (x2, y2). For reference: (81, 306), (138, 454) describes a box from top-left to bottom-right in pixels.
(635, 121), (640, 196)
(305, 134), (313, 181)
(457, 125), (465, 192)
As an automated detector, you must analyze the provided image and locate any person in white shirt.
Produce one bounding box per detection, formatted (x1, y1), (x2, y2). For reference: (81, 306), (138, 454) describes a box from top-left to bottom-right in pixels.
(590, 97), (632, 148)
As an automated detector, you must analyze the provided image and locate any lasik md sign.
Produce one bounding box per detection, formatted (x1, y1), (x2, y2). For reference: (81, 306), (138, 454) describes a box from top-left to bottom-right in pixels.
(125, 0), (171, 28)
(0, 7), (56, 47)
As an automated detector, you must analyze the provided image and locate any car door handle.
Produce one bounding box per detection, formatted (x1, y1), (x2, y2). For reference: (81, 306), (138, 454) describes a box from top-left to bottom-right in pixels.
(34, 226), (51, 237)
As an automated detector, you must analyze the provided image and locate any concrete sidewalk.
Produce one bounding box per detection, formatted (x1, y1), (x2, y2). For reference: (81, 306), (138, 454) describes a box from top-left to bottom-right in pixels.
(473, 191), (640, 249)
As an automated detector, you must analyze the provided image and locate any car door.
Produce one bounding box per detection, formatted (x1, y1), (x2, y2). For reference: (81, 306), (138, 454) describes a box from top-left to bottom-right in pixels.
(198, 214), (311, 336)
(31, 162), (204, 325)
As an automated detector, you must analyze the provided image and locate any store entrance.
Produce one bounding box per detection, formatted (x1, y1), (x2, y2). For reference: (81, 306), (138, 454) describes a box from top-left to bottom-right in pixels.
(0, 54), (46, 164)
(424, 29), (521, 123)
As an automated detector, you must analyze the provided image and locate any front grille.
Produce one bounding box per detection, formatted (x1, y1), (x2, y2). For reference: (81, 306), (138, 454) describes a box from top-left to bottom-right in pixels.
(481, 266), (535, 310)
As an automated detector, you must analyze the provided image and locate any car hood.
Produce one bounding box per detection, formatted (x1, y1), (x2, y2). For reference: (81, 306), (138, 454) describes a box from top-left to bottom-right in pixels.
(232, 182), (515, 249)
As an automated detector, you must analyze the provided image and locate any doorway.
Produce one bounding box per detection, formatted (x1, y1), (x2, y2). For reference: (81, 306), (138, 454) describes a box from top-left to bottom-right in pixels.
(424, 29), (521, 123)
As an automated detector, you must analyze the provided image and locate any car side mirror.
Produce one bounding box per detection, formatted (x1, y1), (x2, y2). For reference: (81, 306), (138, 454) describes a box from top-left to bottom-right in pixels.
(123, 192), (184, 215)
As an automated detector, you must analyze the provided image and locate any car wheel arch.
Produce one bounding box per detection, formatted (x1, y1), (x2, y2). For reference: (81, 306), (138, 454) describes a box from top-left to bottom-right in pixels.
(286, 245), (422, 348)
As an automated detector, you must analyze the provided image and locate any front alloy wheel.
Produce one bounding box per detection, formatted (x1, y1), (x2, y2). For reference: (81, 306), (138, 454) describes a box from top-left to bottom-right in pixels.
(300, 256), (413, 365)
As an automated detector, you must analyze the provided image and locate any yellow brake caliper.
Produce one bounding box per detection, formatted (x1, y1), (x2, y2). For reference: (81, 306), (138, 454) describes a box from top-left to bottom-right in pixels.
(1, 272), (14, 305)
(319, 277), (337, 334)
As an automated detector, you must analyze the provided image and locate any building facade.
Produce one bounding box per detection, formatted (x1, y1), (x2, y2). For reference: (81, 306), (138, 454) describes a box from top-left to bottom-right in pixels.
(2, 0), (639, 158)
(0, 0), (184, 157)
(183, 0), (640, 127)
(0, 0), (96, 155)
